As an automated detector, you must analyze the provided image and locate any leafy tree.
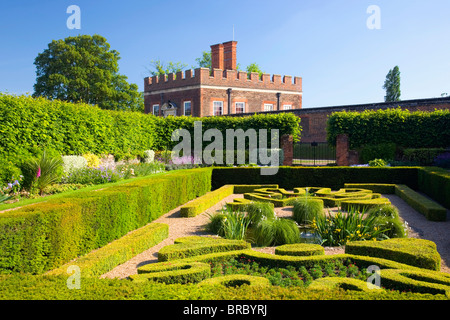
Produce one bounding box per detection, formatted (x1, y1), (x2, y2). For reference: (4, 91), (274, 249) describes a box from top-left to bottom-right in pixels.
(195, 51), (211, 69)
(246, 63), (264, 79)
(382, 65), (401, 102)
(33, 34), (143, 112)
(148, 59), (188, 76)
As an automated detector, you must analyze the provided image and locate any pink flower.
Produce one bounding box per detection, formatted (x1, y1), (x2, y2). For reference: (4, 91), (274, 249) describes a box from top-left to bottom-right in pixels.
(36, 167), (41, 178)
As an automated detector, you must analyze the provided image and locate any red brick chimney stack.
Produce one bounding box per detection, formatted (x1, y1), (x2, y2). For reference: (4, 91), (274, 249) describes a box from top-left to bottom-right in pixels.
(211, 41), (237, 70)
(223, 41), (237, 70)
(210, 43), (224, 70)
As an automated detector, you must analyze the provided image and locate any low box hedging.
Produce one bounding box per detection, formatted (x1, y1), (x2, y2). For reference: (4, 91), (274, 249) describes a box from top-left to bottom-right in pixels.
(394, 184), (447, 221)
(345, 238), (441, 271)
(340, 198), (391, 212)
(232, 184), (279, 193)
(308, 277), (373, 292)
(275, 243), (324, 256)
(179, 185), (234, 217)
(0, 168), (212, 274)
(211, 167), (420, 191)
(344, 183), (396, 194)
(46, 223), (169, 278)
(129, 261), (211, 284)
(380, 269), (450, 297)
(198, 274), (271, 287)
(157, 236), (251, 262)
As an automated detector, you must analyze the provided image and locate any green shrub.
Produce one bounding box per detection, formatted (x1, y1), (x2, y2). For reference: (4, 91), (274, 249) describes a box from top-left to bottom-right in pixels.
(275, 243), (324, 257)
(292, 198), (324, 225)
(221, 208), (252, 241)
(366, 204), (408, 238)
(360, 143), (397, 163)
(402, 148), (446, 166)
(345, 238), (441, 271)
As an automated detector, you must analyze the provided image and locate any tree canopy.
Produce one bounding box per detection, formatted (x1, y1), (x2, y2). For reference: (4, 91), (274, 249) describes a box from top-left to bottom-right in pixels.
(382, 65), (401, 102)
(33, 34), (143, 112)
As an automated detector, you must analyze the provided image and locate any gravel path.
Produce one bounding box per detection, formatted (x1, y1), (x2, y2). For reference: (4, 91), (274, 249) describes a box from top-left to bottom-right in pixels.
(101, 194), (450, 279)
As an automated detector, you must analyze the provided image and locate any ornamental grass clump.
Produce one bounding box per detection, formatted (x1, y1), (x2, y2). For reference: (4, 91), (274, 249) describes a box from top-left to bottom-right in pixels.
(253, 218), (300, 247)
(312, 207), (390, 246)
(246, 202), (276, 225)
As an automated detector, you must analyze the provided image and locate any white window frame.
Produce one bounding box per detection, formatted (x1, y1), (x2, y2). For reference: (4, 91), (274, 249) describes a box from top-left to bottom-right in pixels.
(152, 104), (159, 116)
(213, 101), (223, 116)
(264, 103), (274, 112)
(283, 104), (292, 110)
(235, 102), (245, 114)
(183, 101), (192, 116)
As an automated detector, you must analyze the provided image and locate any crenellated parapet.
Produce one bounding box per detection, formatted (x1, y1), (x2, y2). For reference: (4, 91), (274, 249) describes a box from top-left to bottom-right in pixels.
(144, 68), (302, 93)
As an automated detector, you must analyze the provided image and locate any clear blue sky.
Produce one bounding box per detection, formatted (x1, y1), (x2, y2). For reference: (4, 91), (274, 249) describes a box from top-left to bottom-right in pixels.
(1, 0), (449, 108)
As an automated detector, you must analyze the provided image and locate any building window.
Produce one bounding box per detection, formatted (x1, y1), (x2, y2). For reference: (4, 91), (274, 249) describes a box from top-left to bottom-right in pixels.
(283, 104), (292, 110)
(213, 101), (223, 116)
(235, 102), (245, 114)
(264, 103), (274, 112)
(152, 104), (159, 116)
(184, 101), (192, 116)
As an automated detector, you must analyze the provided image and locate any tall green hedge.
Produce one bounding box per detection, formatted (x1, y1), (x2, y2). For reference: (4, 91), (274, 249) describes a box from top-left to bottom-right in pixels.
(326, 108), (450, 149)
(0, 93), (301, 162)
(0, 168), (212, 275)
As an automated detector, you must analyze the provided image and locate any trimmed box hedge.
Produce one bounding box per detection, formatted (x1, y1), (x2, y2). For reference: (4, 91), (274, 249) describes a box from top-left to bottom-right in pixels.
(198, 274), (271, 288)
(344, 183), (396, 194)
(211, 167), (420, 191)
(0, 168), (212, 274)
(129, 261), (211, 284)
(394, 184), (447, 221)
(345, 238), (442, 271)
(157, 236), (251, 261)
(275, 243), (325, 257)
(180, 184), (234, 217)
(379, 269), (450, 297)
(47, 223), (169, 278)
(418, 167), (450, 209)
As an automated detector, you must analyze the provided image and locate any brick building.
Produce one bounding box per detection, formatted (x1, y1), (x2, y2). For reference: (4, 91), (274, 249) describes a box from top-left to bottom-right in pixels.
(143, 41), (302, 117)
